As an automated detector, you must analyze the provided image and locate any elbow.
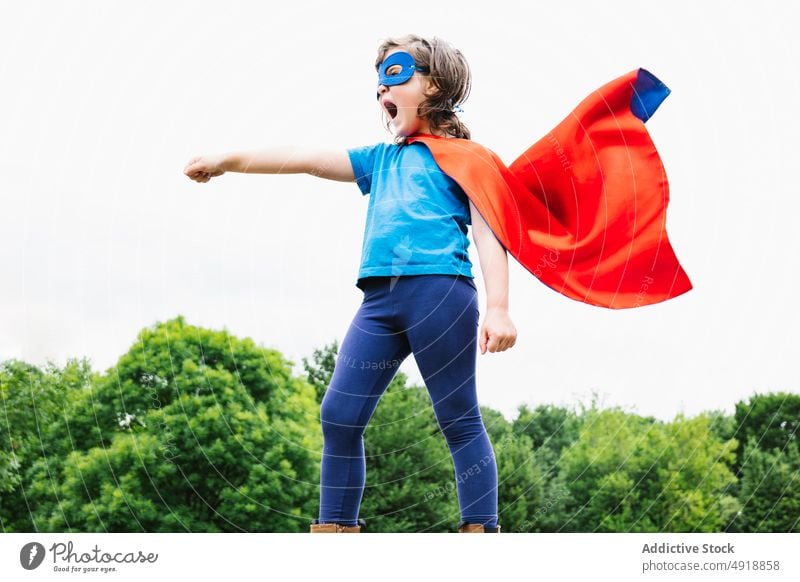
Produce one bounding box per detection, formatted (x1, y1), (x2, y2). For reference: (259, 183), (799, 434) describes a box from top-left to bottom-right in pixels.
(473, 229), (503, 251)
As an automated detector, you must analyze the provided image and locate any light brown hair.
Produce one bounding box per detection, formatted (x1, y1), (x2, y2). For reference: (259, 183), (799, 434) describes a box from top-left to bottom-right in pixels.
(375, 34), (472, 145)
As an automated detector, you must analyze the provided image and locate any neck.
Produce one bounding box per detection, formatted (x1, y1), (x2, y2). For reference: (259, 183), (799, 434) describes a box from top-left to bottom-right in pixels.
(413, 119), (449, 138)
(411, 130), (446, 138)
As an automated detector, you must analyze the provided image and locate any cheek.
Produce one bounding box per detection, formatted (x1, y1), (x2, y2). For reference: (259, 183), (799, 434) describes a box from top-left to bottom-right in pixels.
(398, 80), (426, 103)
(402, 89), (426, 112)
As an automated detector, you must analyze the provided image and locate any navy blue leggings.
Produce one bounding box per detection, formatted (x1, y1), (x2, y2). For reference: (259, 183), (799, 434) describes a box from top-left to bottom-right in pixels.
(318, 274), (498, 529)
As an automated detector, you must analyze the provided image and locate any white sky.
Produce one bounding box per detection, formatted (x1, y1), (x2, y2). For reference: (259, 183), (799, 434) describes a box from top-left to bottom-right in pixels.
(1, 0), (798, 423)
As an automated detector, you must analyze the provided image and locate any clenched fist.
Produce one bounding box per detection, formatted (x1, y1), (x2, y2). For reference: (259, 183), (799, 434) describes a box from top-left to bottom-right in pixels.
(479, 307), (517, 354)
(184, 155), (227, 183)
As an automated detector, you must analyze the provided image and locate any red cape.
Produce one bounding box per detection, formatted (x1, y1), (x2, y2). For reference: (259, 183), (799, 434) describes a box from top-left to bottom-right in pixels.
(407, 68), (692, 309)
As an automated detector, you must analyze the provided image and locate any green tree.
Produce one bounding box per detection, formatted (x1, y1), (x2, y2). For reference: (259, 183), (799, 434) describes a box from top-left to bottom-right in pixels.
(513, 403), (582, 459)
(302, 340), (339, 405)
(729, 438), (800, 532)
(509, 403), (582, 532)
(732, 392), (800, 476)
(558, 407), (738, 532)
(0, 358), (97, 532)
(706, 408), (737, 443)
(21, 316), (321, 532)
(11, 316), (794, 535)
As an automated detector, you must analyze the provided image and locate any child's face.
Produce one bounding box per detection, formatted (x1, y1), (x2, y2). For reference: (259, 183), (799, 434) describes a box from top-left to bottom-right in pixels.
(377, 48), (437, 137)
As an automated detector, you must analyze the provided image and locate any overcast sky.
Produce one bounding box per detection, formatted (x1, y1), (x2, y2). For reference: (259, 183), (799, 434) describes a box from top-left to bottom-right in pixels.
(1, 0), (797, 423)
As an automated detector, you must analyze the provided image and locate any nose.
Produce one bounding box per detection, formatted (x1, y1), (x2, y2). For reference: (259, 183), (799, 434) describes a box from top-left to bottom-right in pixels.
(376, 84), (388, 101)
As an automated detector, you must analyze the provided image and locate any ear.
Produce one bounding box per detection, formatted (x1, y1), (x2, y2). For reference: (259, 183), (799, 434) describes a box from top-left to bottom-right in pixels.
(419, 74), (437, 98)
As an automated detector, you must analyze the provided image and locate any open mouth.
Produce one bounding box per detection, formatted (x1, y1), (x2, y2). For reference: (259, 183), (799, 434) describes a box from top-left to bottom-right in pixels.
(384, 100), (398, 119)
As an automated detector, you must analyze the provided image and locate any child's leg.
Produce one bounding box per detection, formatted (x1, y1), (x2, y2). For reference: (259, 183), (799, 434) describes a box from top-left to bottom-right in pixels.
(397, 274), (499, 528)
(318, 280), (411, 525)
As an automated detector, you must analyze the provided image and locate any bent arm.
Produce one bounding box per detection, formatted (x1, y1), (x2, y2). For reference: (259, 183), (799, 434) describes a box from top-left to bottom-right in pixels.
(223, 147), (355, 182)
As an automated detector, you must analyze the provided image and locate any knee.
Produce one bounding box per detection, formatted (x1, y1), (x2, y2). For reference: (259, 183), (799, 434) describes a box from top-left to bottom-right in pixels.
(438, 414), (486, 446)
(320, 390), (366, 442)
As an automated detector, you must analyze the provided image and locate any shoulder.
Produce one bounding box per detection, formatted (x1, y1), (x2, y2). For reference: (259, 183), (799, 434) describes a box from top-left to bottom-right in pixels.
(347, 141), (395, 169)
(413, 136), (500, 164)
(348, 141), (391, 155)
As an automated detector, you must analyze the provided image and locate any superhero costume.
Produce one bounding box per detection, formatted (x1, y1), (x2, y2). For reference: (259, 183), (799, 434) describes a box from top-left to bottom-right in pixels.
(378, 52), (693, 309)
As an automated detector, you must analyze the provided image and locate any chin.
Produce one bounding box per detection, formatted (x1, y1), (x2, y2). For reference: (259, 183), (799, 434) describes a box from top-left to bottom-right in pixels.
(394, 124), (419, 137)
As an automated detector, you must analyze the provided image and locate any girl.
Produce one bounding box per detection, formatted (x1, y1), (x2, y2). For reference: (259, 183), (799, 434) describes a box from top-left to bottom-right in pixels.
(184, 34), (516, 533)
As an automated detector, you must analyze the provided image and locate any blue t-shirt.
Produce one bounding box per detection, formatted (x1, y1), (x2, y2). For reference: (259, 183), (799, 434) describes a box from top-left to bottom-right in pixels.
(347, 141), (474, 289)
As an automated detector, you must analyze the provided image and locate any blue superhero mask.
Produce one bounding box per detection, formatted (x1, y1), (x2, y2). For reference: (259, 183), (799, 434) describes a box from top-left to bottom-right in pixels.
(376, 51), (429, 99)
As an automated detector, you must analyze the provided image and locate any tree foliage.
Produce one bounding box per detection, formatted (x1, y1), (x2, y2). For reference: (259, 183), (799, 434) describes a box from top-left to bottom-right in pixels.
(2, 318), (797, 533)
(557, 407), (739, 532)
(2, 316), (320, 532)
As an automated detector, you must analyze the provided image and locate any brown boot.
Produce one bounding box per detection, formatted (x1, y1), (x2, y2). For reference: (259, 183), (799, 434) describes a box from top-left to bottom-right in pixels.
(309, 518), (366, 533)
(457, 521), (501, 533)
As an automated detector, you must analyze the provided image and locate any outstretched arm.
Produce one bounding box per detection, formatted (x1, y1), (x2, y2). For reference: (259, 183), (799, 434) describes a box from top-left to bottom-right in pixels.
(469, 200), (517, 354)
(184, 147), (355, 183)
